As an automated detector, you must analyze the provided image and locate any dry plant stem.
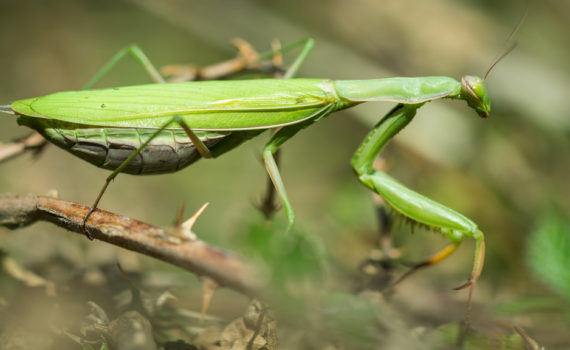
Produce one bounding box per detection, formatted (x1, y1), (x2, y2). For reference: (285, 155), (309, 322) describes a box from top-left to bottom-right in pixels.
(258, 148), (281, 219)
(0, 194), (260, 297)
(513, 326), (543, 350)
(0, 132), (47, 165)
(161, 55), (257, 82)
(161, 38), (268, 82)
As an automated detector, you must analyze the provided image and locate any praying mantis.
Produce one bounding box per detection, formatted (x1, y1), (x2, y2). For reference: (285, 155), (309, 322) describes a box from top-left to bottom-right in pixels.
(1, 36), (506, 317)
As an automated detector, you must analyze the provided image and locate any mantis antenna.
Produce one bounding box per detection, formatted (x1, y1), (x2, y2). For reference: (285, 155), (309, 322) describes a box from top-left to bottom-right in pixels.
(484, 1), (528, 79)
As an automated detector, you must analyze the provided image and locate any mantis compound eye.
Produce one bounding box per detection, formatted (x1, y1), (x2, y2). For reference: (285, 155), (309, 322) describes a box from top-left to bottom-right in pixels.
(461, 75), (490, 118)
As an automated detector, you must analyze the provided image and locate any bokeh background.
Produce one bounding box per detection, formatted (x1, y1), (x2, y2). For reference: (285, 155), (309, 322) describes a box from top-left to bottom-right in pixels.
(0, 0), (568, 349)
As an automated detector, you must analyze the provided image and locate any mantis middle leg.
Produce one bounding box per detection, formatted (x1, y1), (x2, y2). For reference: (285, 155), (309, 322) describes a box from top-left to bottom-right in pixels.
(259, 38), (317, 223)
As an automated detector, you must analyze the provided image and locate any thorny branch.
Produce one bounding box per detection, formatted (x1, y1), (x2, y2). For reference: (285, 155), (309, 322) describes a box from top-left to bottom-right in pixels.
(0, 194), (261, 297)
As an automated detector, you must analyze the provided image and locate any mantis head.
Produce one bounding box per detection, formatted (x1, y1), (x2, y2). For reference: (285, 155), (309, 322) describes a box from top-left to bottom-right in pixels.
(461, 2), (526, 119)
(461, 75), (490, 118)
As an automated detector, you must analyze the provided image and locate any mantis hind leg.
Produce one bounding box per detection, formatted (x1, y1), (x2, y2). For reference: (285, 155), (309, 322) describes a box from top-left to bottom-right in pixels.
(83, 45), (165, 89)
(82, 116), (211, 239)
(81, 38), (316, 90)
(351, 103), (486, 320)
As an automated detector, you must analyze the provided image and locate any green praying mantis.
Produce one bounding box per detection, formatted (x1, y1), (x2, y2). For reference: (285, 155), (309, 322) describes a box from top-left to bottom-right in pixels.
(0, 33), (516, 316)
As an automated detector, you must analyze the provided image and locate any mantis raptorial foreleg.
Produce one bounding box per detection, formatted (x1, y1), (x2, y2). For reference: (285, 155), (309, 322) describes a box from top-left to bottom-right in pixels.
(350, 103), (486, 315)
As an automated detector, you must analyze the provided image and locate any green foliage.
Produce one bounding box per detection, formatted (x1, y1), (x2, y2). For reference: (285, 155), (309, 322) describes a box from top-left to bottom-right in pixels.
(526, 210), (570, 299)
(428, 323), (526, 350)
(242, 220), (325, 284)
(493, 297), (561, 315)
(241, 219), (325, 306)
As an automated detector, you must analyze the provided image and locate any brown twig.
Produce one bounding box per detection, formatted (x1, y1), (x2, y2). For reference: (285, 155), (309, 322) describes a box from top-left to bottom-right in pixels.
(160, 38), (282, 82)
(0, 132), (47, 165)
(0, 194), (260, 297)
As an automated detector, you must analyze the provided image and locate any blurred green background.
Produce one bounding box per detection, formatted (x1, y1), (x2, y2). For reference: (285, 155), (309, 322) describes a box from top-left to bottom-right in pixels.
(0, 0), (568, 349)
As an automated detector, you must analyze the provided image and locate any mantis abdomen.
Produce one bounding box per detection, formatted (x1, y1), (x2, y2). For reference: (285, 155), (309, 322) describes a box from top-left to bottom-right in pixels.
(18, 116), (229, 175)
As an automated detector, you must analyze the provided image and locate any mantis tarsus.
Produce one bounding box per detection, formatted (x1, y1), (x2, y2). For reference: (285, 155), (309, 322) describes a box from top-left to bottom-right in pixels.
(1, 37), (501, 319)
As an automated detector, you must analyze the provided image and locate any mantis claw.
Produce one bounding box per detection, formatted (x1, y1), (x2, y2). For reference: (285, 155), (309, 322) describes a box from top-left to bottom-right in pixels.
(81, 208), (96, 241)
(453, 279), (474, 291)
